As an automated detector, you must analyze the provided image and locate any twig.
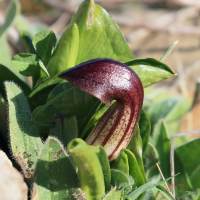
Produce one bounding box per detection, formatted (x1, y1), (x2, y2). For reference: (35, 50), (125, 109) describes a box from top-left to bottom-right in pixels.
(170, 137), (175, 198)
(191, 78), (200, 110)
(156, 163), (172, 195)
(170, 129), (200, 197)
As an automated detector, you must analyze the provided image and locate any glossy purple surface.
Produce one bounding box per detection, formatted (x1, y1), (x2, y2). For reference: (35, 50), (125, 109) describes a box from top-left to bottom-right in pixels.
(59, 58), (144, 160)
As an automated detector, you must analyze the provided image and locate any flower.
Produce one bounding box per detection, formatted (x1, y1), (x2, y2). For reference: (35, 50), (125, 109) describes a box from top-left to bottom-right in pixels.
(59, 58), (143, 161)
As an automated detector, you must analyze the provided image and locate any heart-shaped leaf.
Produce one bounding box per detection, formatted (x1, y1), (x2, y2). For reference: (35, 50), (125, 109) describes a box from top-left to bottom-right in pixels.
(74, 0), (134, 64)
(32, 30), (56, 66)
(12, 53), (40, 76)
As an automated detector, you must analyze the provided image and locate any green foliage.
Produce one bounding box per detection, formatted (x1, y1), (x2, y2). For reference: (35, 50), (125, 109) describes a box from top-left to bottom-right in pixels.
(138, 108), (151, 155)
(176, 188), (200, 200)
(151, 120), (171, 178)
(0, 64), (31, 97)
(20, 32), (36, 54)
(5, 81), (43, 180)
(127, 175), (178, 200)
(127, 124), (147, 183)
(67, 138), (105, 200)
(110, 150), (129, 175)
(0, 0), (196, 199)
(103, 187), (121, 200)
(144, 91), (191, 136)
(32, 30), (56, 66)
(74, 0), (134, 64)
(91, 145), (111, 193)
(124, 58), (175, 88)
(176, 138), (200, 190)
(12, 53), (40, 76)
(32, 137), (79, 200)
(47, 25), (79, 77)
(50, 116), (78, 147)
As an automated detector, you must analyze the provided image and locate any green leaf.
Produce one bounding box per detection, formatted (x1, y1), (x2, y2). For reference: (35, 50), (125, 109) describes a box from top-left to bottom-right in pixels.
(147, 96), (190, 135)
(38, 59), (50, 77)
(174, 152), (193, 195)
(0, 37), (29, 87)
(127, 124), (147, 183)
(160, 40), (178, 62)
(176, 188), (200, 200)
(20, 32), (36, 54)
(0, 0), (20, 39)
(90, 145), (111, 192)
(103, 187), (121, 200)
(138, 108), (151, 156)
(5, 81), (43, 180)
(110, 149), (129, 175)
(80, 102), (111, 139)
(127, 174), (179, 199)
(67, 138), (105, 200)
(124, 58), (175, 88)
(0, 37), (12, 68)
(33, 81), (98, 136)
(74, 0), (134, 64)
(0, 64), (31, 98)
(151, 119), (171, 178)
(176, 138), (200, 190)
(0, 93), (7, 141)
(143, 143), (159, 182)
(12, 53), (40, 76)
(156, 185), (175, 200)
(124, 149), (145, 189)
(28, 75), (61, 109)
(32, 30), (56, 66)
(32, 137), (79, 200)
(47, 24), (79, 77)
(110, 169), (132, 187)
(50, 116), (78, 147)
